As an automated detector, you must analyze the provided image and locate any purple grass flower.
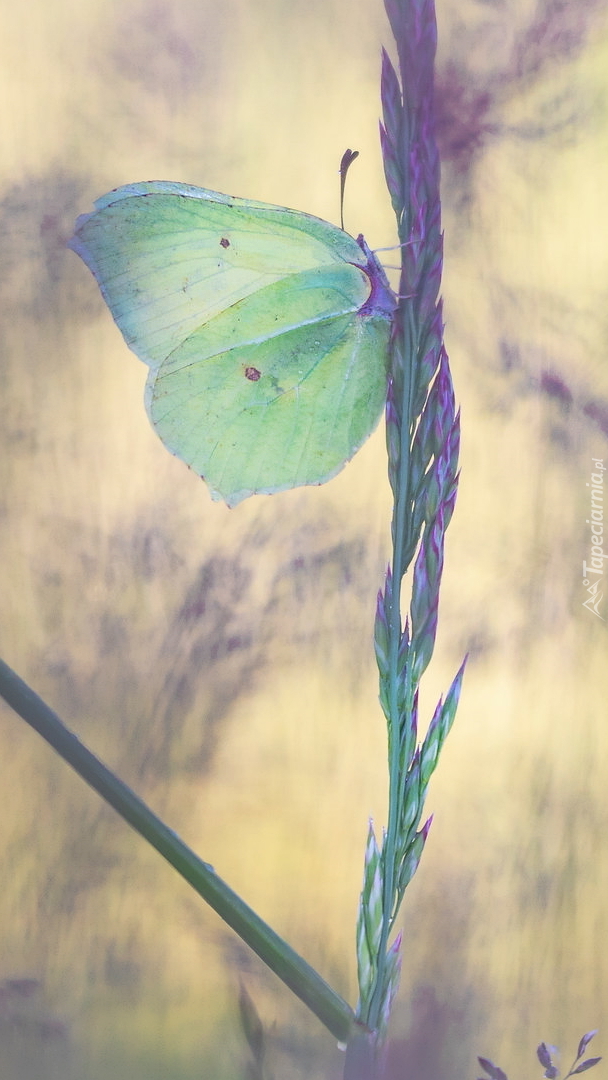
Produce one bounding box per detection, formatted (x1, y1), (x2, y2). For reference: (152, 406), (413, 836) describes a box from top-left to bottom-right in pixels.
(354, 0), (465, 1053)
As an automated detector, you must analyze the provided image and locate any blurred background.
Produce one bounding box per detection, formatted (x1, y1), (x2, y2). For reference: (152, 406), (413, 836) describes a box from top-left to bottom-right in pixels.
(1, 0), (607, 1077)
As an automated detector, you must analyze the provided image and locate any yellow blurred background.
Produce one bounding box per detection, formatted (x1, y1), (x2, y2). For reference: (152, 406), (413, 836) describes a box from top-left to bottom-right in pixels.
(1, 0), (607, 1077)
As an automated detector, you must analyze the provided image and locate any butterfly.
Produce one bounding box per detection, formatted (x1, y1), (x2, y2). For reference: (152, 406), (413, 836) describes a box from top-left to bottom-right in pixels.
(70, 180), (395, 506)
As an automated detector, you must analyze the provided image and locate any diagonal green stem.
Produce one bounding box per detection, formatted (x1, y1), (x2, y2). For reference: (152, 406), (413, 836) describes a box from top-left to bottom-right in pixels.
(0, 656), (355, 1044)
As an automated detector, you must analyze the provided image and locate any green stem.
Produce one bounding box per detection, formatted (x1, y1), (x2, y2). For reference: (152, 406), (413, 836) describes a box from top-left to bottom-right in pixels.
(367, 300), (416, 1032)
(0, 655), (354, 1044)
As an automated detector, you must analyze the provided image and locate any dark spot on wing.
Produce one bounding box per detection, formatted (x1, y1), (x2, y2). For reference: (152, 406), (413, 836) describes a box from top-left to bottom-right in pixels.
(220, 237), (230, 248)
(244, 366), (261, 381)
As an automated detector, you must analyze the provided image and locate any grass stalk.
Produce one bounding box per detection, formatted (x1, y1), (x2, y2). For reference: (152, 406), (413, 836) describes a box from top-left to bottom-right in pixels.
(353, 0), (464, 1057)
(0, 656), (355, 1044)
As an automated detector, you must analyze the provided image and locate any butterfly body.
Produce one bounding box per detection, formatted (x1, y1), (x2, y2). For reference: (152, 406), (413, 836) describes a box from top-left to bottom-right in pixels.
(70, 181), (395, 506)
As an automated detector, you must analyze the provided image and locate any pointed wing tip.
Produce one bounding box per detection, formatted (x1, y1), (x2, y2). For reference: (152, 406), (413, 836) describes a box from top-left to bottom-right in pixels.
(67, 213), (96, 263)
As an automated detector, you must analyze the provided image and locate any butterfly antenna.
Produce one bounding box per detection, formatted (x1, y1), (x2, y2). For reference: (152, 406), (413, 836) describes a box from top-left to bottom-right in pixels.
(339, 148), (359, 231)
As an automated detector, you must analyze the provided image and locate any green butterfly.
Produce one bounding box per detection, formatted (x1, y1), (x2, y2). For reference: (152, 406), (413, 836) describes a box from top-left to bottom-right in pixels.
(70, 181), (395, 507)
